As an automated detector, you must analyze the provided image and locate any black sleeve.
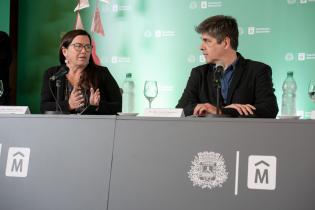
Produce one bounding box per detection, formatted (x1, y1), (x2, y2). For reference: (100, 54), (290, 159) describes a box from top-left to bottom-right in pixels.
(176, 68), (201, 116)
(40, 67), (69, 114)
(0, 31), (12, 105)
(94, 67), (122, 115)
(221, 65), (278, 119)
(252, 65), (278, 118)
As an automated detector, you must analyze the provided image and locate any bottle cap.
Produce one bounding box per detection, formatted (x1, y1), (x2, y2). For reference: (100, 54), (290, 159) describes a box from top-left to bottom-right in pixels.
(287, 71), (293, 76)
(126, 73), (132, 78)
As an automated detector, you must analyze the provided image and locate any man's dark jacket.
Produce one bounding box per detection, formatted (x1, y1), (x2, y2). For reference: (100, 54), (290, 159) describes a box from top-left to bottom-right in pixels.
(176, 54), (278, 118)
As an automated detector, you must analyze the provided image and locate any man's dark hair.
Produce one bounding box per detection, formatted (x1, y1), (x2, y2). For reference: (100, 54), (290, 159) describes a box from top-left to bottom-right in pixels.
(195, 15), (239, 50)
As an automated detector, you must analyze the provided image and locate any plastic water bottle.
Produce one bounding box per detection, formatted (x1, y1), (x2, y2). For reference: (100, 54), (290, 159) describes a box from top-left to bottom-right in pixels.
(122, 73), (135, 113)
(281, 71), (297, 116)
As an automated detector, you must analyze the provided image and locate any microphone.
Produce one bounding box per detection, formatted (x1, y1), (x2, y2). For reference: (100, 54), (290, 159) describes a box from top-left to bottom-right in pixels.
(49, 65), (69, 81)
(214, 64), (224, 78)
(213, 64), (224, 86)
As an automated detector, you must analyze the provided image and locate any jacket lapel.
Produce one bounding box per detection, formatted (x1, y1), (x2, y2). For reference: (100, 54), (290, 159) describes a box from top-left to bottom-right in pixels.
(207, 64), (216, 98)
(226, 55), (245, 104)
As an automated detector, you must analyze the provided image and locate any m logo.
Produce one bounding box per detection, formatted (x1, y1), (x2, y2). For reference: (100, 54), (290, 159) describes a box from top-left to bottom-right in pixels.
(5, 147), (31, 178)
(247, 155), (276, 190)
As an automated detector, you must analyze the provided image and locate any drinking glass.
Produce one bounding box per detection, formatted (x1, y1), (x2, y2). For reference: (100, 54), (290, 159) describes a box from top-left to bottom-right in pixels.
(144, 80), (158, 108)
(0, 80), (4, 97)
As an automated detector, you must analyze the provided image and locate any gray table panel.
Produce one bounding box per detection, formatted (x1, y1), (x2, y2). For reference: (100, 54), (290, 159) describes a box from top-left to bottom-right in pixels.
(109, 117), (315, 210)
(0, 115), (115, 210)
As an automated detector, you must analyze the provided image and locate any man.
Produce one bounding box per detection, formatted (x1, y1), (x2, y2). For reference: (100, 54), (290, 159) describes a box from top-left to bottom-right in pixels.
(176, 15), (278, 118)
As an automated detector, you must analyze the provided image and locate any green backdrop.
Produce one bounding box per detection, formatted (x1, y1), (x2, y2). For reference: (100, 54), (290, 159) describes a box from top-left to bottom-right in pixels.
(0, 0), (10, 33)
(15, 0), (315, 116)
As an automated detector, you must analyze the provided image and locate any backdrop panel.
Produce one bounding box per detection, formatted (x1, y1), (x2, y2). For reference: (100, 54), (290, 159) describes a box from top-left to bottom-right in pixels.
(16, 0), (315, 114)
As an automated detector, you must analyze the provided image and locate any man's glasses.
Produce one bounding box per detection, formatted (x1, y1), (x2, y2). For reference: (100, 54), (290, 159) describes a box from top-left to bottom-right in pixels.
(70, 43), (92, 52)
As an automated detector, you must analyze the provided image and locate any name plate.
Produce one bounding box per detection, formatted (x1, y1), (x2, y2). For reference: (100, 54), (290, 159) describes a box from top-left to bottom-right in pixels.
(142, 108), (184, 118)
(0, 106), (31, 114)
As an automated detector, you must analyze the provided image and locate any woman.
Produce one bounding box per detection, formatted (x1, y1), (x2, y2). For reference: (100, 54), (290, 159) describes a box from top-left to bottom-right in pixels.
(40, 29), (122, 114)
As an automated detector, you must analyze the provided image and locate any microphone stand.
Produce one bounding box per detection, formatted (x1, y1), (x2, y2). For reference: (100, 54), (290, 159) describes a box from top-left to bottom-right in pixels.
(198, 65), (227, 118)
(46, 65), (69, 114)
(46, 79), (63, 115)
(55, 79), (62, 114)
(214, 66), (223, 115)
(215, 80), (221, 115)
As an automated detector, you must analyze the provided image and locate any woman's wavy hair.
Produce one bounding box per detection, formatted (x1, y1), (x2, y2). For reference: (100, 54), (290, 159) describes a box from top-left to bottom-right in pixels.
(58, 29), (98, 89)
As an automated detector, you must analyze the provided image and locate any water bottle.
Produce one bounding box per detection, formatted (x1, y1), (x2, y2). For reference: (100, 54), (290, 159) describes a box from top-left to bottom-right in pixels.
(122, 73), (135, 113)
(281, 71), (297, 116)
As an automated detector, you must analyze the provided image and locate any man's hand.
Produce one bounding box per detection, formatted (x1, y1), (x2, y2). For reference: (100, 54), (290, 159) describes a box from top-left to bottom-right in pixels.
(224, 104), (256, 116)
(193, 103), (219, 116)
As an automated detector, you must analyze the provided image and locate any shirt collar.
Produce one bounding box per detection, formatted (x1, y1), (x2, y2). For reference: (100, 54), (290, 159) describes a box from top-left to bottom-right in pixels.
(225, 56), (239, 73)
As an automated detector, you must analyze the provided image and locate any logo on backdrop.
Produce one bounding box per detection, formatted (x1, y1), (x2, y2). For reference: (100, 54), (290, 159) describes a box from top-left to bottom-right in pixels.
(238, 27), (244, 35)
(287, 0), (297, 4)
(187, 54), (197, 63)
(144, 30), (176, 38)
(199, 55), (206, 63)
(285, 52), (315, 61)
(187, 54), (206, 63)
(247, 155), (277, 190)
(247, 27), (271, 35)
(158, 85), (174, 92)
(200, 1), (223, 9)
(298, 52), (315, 61)
(189, 1), (198, 9)
(285, 52), (295, 61)
(5, 147), (31, 178)
(189, 1), (223, 9)
(287, 0), (315, 4)
(298, 53), (306, 61)
(112, 4), (131, 12)
(188, 151), (228, 189)
(104, 56), (131, 64)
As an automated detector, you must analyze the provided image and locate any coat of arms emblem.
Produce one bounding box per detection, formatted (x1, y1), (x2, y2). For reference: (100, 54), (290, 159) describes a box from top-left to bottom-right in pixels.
(188, 151), (228, 189)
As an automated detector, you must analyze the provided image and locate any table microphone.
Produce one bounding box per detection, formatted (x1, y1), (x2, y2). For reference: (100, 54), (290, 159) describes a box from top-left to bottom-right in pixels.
(214, 64), (224, 85)
(50, 65), (69, 81)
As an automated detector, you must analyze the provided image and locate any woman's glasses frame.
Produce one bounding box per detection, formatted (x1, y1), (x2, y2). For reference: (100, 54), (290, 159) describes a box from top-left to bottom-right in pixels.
(70, 43), (92, 52)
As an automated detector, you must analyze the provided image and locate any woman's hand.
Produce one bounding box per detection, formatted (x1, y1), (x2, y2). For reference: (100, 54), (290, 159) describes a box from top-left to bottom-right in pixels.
(89, 88), (100, 107)
(68, 87), (85, 110)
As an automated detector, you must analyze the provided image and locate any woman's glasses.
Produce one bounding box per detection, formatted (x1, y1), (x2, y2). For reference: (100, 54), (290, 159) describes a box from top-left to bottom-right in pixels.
(71, 43), (92, 52)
